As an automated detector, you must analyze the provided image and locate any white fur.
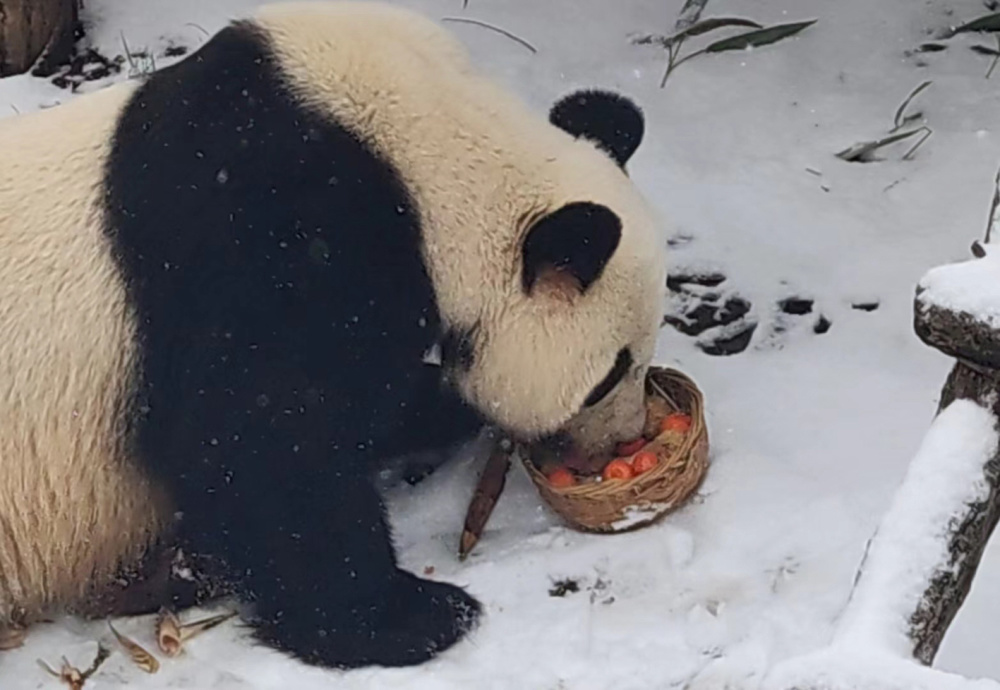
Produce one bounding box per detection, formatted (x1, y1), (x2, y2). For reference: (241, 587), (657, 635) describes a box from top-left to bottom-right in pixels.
(0, 81), (165, 628)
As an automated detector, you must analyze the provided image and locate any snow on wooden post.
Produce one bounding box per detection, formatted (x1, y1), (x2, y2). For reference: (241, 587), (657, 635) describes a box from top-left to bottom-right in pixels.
(0, 0), (78, 78)
(911, 243), (1000, 663)
(758, 243), (1000, 690)
(832, 399), (998, 659)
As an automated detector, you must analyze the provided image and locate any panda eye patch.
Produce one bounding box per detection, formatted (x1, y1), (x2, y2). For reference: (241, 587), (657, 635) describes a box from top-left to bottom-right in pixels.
(521, 202), (622, 296)
(583, 347), (633, 408)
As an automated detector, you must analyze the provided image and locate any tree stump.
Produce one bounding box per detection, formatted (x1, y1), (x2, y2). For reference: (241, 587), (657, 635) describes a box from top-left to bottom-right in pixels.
(0, 0), (79, 78)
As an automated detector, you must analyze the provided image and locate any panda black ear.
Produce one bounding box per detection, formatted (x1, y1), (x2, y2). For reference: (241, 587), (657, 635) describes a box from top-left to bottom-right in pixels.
(549, 89), (645, 169)
(522, 202), (621, 297)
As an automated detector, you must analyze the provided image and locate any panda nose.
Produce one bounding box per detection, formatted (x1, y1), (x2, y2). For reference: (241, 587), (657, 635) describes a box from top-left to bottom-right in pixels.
(533, 430), (574, 455)
(532, 432), (610, 474)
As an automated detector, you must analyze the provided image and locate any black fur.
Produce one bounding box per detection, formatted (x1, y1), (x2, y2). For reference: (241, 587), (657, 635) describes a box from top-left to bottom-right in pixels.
(521, 202), (622, 295)
(583, 347), (633, 408)
(439, 324), (477, 373)
(549, 89), (644, 169)
(103, 22), (485, 669)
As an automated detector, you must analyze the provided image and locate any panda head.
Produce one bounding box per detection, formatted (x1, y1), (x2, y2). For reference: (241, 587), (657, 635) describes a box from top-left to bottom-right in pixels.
(441, 89), (666, 457)
(250, 4), (665, 457)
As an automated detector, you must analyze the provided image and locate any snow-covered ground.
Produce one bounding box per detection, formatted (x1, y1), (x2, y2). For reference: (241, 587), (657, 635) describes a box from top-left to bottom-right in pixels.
(4, 0), (1000, 688)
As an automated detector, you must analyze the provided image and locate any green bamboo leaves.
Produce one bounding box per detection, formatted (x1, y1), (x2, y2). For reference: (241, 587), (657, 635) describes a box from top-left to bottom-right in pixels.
(632, 6), (817, 89)
(657, 18), (765, 47)
(702, 20), (818, 54)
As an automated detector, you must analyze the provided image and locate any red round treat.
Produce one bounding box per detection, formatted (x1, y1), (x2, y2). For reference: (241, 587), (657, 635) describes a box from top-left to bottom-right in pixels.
(631, 451), (658, 475)
(546, 467), (576, 488)
(615, 438), (647, 457)
(660, 413), (692, 434)
(602, 458), (634, 481)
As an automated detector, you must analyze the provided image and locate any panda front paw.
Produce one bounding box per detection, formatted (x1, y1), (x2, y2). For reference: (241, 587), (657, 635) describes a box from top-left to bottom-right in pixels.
(251, 571), (481, 669)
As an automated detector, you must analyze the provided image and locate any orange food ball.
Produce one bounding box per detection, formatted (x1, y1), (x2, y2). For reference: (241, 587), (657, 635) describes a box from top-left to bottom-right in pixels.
(546, 467), (576, 488)
(615, 438), (647, 457)
(602, 458), (634, 481)
(631, 451), (659, 475)
(660, 413), (692, 434)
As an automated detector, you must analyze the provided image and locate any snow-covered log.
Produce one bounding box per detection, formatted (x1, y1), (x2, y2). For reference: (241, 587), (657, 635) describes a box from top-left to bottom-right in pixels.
(916, 246), (1000, 370)
(761, 245), (1000, 690)
(911, 368), (1000, 664)
(909, 243), (1000, 664)
(915, 303), (1000, 371)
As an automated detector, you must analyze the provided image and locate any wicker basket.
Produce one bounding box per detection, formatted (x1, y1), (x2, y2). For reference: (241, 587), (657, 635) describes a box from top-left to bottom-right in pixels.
(520, 366), (709, 533)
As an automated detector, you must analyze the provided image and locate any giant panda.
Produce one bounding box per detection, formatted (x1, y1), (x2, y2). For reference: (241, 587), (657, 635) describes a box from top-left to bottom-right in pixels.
(0, 0), (666, 670)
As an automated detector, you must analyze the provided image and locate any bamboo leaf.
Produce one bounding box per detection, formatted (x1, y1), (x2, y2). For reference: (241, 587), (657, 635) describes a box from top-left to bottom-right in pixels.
(971, 44), (1000, 55)
(988, 34), (1000, 78)
(952, 12), (1000, 35)
(835, 128), (926, 163)
(985, 164), (1000, 243)
(686, 17), (763, 37)
(893, 80), (932, 131)
(658, 17), (763, 47)
(901, 127), (933, 160)
(703, 19), (817, 53)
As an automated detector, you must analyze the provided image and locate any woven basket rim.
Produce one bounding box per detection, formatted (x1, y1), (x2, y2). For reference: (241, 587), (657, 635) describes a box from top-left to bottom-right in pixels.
(520, 366), (705, 493)
(517, 365), (709, 531)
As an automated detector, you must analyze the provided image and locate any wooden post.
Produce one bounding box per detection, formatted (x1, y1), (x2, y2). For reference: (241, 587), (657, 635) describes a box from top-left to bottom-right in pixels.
(758, 242), (1000, 690)
(0, 0), (79, 78)
(909, 361), (1000, 663)
(908, 260), (1000, 665)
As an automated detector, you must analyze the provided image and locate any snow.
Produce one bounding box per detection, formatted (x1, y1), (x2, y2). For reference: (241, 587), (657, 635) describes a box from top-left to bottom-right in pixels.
(764, 648), (1000, 690)
(608, 502), (675, 531)
(748, 401), (1000, 690)
(919, 242), (1000, 329)
(5, 0), (1000, 688)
